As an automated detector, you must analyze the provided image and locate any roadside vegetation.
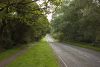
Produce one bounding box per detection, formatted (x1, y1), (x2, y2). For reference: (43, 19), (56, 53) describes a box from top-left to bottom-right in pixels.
(0, 0), (61, 66)
(0, 0), (51, 51)
(51, 0), (100, 49)
(7, 39), (59, 67)
(65, 41), (100, 51)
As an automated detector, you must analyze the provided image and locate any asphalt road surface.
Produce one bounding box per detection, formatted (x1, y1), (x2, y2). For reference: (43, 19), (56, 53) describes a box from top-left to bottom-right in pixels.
(46, 35), (100, 67)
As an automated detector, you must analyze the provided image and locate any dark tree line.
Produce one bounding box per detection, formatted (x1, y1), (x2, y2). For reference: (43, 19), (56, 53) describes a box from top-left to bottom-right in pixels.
(51, 0), (100, 46)
(0, 0), (50, 49)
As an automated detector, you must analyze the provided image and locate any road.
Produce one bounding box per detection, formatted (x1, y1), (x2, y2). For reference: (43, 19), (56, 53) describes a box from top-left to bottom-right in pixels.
(46, 35), (100, 67)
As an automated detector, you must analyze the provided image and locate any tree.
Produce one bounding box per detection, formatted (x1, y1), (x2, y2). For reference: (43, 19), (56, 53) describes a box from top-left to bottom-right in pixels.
(51, 0), (100, 45)
(0, 0), (50, 49)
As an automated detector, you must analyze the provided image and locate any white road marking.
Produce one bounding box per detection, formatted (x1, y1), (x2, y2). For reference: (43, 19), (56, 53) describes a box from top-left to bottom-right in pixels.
(48, 41), (68, 67)
(45, 35), (68, 67)
(58, 55), (68, 67)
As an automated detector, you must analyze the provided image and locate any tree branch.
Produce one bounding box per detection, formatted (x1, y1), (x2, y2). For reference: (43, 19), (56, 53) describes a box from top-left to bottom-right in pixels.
(0, 0), (37, 12)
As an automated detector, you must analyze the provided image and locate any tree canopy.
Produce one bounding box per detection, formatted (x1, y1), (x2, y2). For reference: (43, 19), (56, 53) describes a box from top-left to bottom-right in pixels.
(51, 0), (100, 45)
(0, 0), (51, 49)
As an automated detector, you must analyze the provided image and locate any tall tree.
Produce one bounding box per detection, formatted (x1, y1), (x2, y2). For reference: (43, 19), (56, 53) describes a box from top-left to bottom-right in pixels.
(0, 0), (50, 49)
(51, 0), (100, 44)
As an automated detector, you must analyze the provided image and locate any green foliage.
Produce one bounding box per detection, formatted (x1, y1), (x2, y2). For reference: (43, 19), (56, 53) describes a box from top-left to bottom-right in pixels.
(0, 0), (50, 49)
(48, 0), (63, 5)
(51, 0), (100, 45)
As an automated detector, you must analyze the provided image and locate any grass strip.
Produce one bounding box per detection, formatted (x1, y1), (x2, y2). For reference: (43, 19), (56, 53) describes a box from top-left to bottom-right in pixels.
(7, 39), (59, 67)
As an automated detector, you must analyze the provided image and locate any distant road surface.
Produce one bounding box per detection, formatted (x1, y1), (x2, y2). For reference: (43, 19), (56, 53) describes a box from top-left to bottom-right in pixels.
(46, 34), (100, 67)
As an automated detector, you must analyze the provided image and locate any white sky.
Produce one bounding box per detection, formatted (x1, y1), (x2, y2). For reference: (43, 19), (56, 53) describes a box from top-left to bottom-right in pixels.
(47, 13), (52, 22)
(36, 0), (53, 22)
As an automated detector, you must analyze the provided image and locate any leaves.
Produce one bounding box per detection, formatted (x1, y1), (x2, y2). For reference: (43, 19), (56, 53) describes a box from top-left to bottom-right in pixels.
(51, 0), (100, 43)
(0, 0), (50, 49)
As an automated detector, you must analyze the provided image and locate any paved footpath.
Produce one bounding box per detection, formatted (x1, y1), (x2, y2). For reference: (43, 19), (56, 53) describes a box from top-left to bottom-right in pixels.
(0, 48), (26, 67)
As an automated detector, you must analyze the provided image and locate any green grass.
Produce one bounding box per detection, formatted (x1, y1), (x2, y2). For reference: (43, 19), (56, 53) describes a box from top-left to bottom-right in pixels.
(7, 39), (59, 67)
(0, 48), (20, 61)
(65, 41), (100, 52)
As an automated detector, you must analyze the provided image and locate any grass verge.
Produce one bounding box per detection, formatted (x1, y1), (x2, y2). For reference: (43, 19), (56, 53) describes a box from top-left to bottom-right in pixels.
(65, 41), (100, 52)
(7, 39), (59, 67)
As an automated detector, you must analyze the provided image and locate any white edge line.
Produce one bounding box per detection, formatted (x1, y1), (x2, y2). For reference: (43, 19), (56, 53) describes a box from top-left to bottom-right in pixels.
(48, 42), (68, 67)
(58, 55), (68, 67)
(46, 37), (68, 67)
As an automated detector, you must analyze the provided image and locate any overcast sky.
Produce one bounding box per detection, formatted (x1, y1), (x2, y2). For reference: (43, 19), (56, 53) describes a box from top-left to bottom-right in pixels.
(36, 0), (53, 22)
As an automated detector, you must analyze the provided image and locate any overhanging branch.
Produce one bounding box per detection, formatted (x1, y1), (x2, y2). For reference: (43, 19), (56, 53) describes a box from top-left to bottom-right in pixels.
(0, 0), (37, 12)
